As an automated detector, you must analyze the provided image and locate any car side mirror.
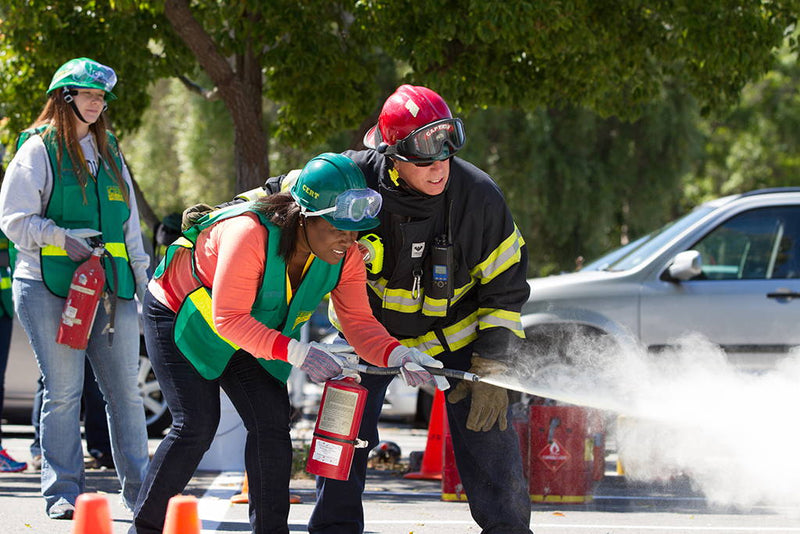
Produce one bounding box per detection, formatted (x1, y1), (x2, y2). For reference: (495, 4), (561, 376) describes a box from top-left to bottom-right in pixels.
(663, 250), (703, 282)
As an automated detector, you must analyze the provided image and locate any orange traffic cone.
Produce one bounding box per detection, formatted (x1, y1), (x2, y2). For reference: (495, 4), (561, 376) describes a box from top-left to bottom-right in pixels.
(231, 473), (249, 504)
(163, 494), (201, 534)
(404, 388), (446, 480)
(231, 472), (303, 504)
(71, 493), (112, 534)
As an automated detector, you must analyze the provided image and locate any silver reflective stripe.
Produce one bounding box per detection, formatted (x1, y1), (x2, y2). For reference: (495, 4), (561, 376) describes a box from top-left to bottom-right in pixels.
(472, 225), (525, 283)
(478, 307), (524, 336)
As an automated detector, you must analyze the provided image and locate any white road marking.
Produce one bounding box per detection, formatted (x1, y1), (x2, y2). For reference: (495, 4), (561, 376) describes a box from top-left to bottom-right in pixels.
(198, 471), (244, 533)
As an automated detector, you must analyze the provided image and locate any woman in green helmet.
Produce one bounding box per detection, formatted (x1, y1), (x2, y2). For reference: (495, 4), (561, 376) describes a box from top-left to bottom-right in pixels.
(0, 57), (150, 520)
(130, 153), (447, 534)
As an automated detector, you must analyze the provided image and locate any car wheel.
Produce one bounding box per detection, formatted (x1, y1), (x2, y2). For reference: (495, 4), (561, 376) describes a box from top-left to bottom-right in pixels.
(138, 354), (171, 438)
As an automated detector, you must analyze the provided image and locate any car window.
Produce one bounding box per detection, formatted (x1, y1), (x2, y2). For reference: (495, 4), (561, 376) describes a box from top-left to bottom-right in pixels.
(589, 206), (715, 272)
(690, 206), (800, 280)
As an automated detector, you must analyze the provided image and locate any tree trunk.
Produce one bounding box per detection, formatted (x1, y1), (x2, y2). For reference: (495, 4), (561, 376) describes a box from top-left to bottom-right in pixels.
(128, 166), (159, 232)
(164, 0), (269, 194)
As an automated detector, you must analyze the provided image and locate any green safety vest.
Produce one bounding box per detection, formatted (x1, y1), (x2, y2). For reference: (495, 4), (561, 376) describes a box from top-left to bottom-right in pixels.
(154, 201), (343, 382)
(18, 126), (135, 299)
(0, 232), (14, 318)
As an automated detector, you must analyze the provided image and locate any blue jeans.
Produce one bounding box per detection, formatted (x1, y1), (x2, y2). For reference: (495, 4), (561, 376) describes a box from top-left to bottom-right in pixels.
(309, 346), (532, 534)
(30, 362), (113, 459)
(131, 291), (292, 534)
(13, 278), (149, 512)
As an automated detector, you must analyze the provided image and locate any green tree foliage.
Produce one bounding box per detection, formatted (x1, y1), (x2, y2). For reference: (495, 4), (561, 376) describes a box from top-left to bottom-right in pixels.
(0, 2), (190, 138)
(461, 85), (701, 276)
(123, 78), (236, 221)
(2, 1), (797, 189)
(685, 47), (800, 206)
(2, 1), (799, 275)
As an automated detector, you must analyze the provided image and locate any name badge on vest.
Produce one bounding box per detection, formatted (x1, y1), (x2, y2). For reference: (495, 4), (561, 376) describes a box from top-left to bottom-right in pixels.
(411, 242), (425, 259)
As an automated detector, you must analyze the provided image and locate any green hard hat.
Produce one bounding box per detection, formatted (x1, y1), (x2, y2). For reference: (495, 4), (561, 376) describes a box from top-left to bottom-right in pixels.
(47, 58), (118, 101)
(291, 153), (381, 232)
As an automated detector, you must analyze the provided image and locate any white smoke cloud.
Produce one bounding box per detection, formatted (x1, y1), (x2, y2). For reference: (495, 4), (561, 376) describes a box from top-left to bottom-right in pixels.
(493, 332), (800, 510)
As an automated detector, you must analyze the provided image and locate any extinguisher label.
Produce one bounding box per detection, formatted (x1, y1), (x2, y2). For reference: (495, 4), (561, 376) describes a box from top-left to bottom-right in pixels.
(318, 387), (359, 436)
(538, 439), (571, 473)
(69, 283), (96, 296)
(312, 439), (344, 466)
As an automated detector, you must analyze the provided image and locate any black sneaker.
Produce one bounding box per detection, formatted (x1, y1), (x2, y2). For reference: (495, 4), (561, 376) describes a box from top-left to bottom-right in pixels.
(86, 450), (115, 470)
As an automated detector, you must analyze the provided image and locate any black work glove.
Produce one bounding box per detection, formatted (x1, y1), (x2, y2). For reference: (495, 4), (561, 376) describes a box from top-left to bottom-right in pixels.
(447, 353), (509, 432)
(181, 203), (214, 231)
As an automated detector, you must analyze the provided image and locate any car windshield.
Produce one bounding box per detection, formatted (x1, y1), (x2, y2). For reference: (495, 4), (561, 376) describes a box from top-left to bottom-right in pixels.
(582, 206), (716, 272)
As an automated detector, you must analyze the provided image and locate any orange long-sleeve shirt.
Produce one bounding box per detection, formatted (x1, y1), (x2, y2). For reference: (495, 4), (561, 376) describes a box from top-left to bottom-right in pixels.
(148, 212), (399, 366)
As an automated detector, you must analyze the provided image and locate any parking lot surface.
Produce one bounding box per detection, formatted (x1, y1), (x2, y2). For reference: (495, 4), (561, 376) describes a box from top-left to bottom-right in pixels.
(3, 421), (800, 533)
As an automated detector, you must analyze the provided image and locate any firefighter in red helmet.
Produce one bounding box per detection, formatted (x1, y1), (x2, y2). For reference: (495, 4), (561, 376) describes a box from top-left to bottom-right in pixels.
(306, 85), (533, 534)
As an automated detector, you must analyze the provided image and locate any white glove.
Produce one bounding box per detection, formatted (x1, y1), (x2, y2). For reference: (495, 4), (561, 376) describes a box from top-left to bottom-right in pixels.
(64, 228), (102, 261)
(286, 340), (358, 383)
(387, 346), (450, 391)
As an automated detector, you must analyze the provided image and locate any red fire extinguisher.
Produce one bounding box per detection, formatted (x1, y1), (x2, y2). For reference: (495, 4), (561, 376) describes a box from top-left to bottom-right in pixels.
(306, 377), (369, 480)
(56, 246), (114, 350)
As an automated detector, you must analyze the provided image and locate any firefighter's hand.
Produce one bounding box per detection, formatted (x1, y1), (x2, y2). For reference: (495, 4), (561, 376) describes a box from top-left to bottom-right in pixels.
(286, 340), (356, 383)
(64, 228), (101, 261)
(181, 203), (214, 231)
(447, 354), (509, 432)
(387, 346), (450, 390)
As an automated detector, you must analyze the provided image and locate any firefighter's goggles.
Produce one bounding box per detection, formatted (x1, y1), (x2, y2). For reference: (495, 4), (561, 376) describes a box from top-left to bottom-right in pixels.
(302, 189), (383, 223)
(382, 118), (466, 163)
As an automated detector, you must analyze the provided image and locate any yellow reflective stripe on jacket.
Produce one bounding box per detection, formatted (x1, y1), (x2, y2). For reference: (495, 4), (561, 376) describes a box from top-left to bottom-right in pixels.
(186, 289), (240, 350)
(369, 276), (476, 316)
(472, 225), (525, 284)
(399, 312), (480, 356)
(477, 307), (524, 337)
(0, 276), (10, 290)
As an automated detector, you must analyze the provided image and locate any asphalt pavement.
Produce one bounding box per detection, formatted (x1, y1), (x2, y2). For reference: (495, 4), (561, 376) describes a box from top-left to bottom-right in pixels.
(2, 420), (800, 533)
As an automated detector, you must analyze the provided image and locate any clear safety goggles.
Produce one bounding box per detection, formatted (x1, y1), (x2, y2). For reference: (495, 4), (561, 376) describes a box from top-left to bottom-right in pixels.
(302, 188), (383, 223)
(60, 63), (117, 93)
(383, 118), (466, 163)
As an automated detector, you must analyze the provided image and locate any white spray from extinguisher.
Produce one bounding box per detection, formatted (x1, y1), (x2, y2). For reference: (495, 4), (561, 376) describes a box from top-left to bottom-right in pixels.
(56, 242), (118, 350)
(492, 332), (800, 510)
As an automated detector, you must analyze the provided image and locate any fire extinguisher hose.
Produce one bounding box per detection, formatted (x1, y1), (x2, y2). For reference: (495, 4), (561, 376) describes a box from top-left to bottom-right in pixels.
(101, 249), (118, 346)
(355, 363), (480, 382)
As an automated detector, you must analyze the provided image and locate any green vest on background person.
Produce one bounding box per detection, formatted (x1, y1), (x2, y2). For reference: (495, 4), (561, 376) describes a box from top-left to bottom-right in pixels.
(0, 232), (14, 318)
(16, 126), (136, 299)
(154, 201), (343, 383)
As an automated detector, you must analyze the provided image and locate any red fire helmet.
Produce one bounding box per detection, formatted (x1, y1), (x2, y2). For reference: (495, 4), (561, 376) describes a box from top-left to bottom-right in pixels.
(363, 85), (465, 163)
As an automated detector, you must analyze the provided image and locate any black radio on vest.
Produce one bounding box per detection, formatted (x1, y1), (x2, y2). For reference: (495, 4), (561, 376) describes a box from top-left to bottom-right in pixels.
(429, 233), (453, 300)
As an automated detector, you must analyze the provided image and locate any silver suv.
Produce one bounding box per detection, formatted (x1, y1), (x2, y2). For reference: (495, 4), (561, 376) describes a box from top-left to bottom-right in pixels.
(522, 188), (800, 371)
